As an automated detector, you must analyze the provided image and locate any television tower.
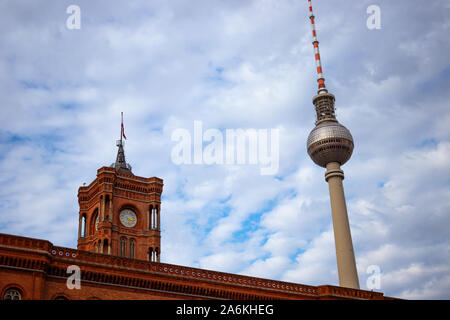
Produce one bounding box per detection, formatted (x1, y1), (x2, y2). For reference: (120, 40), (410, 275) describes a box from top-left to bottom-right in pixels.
(305, 0), (360, 289)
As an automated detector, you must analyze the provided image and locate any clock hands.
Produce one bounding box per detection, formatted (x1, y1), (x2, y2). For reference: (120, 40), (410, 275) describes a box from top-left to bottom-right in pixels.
(119, 210), (136, 227)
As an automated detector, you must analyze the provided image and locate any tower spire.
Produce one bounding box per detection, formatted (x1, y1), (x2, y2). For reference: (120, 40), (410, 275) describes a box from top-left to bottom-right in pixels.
(307, 0), (327, 94)
(114, 112), (133, 175)
(305, 0), (360, 289)
(307, 0), (337, 125)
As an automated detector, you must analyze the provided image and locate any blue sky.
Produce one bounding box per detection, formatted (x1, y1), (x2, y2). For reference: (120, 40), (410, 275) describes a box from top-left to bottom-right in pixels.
(0, 0), (449, 299)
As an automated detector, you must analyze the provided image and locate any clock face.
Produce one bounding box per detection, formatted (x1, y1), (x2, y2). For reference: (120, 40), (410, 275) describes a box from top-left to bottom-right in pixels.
(119, 209), (137, 228)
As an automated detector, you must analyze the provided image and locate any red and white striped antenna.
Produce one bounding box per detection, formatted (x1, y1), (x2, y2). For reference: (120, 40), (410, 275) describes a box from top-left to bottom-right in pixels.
(307, 0), (328, 94)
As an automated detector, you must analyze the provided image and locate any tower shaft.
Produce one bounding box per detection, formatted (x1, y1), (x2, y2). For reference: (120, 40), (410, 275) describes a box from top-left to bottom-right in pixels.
(325, 162), (360, 289)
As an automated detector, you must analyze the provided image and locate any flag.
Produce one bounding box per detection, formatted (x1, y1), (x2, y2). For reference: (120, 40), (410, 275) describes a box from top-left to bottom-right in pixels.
(121, 112), (127, 140)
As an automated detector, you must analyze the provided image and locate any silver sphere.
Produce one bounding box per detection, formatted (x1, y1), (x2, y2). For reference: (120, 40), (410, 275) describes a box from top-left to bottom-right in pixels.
(307, 121), (354, 168)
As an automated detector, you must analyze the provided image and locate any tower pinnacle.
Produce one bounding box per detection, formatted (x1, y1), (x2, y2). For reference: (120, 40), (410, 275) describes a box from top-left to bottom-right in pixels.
(113, 112), (133, 175)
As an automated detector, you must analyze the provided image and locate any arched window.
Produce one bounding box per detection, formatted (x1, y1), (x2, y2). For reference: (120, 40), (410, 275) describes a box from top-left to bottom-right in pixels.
(120, 238), (127, 257)
(103, 239), (109, 255)
(149, 205), (153, 229)
(155, 205), (159, 231)
(129, 239), (135, 259)
(80, 214), (87, 238)
(91, 208), (99, 235)
(148, 247), (153, 262)
(105, 195), (110, 221)
(4, 288), (22, 300)
(152, 205), (156, 230)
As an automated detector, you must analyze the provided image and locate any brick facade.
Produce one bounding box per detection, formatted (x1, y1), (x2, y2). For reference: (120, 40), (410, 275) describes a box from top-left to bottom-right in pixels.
(0, 233), (389, 300)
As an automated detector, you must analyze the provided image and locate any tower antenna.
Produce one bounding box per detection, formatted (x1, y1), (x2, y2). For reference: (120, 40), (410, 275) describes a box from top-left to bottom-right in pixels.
(307, 0), (327, 94)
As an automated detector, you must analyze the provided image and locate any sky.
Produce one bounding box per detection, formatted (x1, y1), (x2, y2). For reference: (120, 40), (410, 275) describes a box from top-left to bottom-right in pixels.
(0, 0), (449, 300)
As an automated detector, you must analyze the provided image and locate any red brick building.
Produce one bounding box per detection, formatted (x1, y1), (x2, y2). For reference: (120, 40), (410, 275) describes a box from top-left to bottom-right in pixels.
(0, 233), (390, 300)
(0, 138), (392, 300)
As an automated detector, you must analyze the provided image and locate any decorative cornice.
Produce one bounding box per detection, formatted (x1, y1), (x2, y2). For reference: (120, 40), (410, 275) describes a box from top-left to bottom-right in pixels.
(0, 233), (387, 300)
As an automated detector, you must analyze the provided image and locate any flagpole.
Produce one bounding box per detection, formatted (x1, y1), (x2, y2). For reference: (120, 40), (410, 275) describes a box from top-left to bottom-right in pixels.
(120, 112), (123, 145)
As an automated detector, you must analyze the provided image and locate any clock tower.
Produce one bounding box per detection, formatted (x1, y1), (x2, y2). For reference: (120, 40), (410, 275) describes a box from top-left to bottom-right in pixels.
(77, 123), (163, 262)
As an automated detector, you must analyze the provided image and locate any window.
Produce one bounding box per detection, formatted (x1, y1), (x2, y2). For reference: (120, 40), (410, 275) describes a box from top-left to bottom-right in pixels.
(103, 239), (109, 255)
(120, 238), (127, 257)
(80, 214), (87, 238)
(4, 288), (22, 300)
(92, 209), (99, 234)
(149, 205), (153, 229)
(129, 239), (135, 259)
(155, 205), (159, 230)
(149, 247), (153, 261)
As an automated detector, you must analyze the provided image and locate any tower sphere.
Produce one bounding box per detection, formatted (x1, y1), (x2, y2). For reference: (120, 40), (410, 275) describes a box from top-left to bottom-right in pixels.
(307, 121), (354, 168)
